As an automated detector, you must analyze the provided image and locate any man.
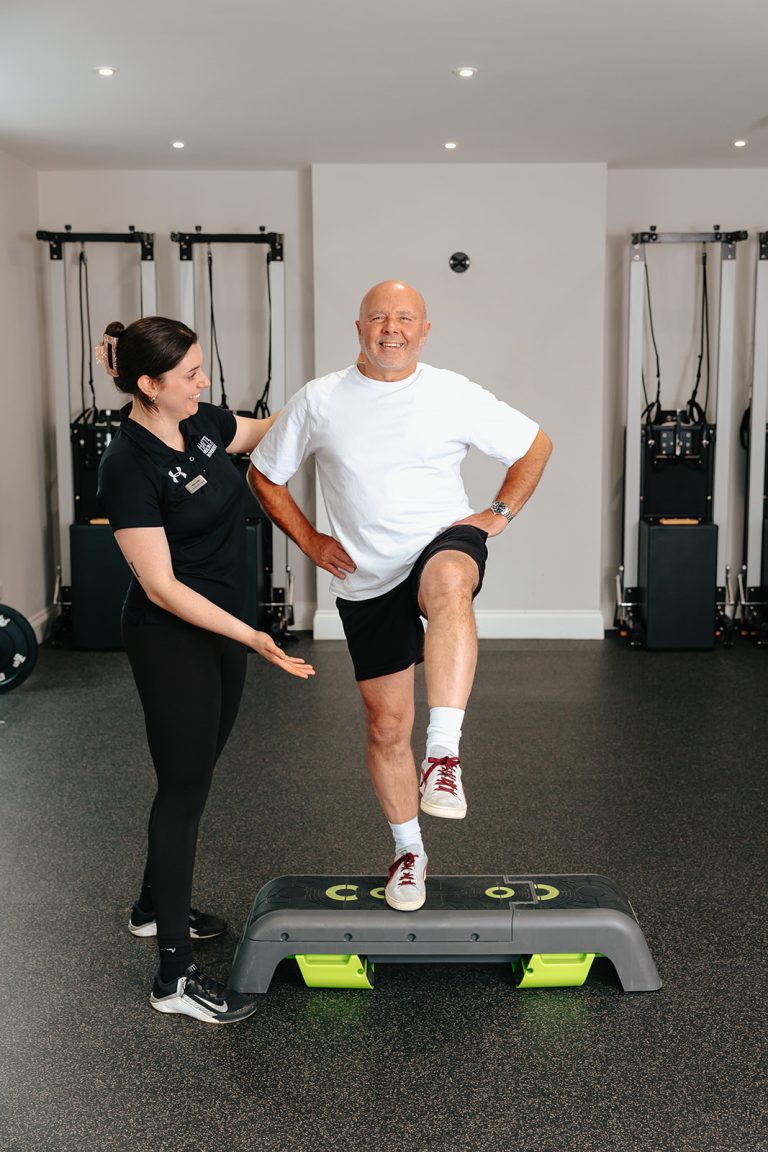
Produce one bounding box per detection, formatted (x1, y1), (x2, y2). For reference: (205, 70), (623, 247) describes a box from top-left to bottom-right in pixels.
(248, 280), (552, 912)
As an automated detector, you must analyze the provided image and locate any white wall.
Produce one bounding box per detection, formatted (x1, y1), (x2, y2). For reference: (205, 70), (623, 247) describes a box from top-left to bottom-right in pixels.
(0, 149), (49, 633)
(36, 169), (318, 626)
(605, 170), (768, 622)
(311, 163), (608, 639)
(24, 164), (768, 642)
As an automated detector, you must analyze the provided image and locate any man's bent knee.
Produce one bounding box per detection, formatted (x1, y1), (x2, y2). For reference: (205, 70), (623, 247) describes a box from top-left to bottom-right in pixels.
(418, 550), (478, 616)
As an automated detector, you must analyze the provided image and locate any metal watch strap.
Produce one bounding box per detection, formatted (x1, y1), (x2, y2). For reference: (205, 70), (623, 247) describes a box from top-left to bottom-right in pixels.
(491, 500), (514, 522)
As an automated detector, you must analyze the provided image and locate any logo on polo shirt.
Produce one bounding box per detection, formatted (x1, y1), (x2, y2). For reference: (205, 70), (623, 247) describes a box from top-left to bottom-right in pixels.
(168, 466), (187, 484)
(196, 436), (217, 458)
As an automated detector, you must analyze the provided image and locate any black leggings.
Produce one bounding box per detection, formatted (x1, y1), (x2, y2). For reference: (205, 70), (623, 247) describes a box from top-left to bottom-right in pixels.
(123, 616), (247, 952)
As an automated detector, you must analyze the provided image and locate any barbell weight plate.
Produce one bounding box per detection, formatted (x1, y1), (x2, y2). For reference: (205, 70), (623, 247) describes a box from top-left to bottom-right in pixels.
(0, 605), (38, 694)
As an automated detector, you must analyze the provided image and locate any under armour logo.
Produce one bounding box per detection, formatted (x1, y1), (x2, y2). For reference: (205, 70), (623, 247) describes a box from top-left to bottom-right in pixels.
(168, 467), (187, 484)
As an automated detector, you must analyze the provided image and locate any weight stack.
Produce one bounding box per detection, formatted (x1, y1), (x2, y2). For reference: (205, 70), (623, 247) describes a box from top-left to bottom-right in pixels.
(637, 521), (718, 650)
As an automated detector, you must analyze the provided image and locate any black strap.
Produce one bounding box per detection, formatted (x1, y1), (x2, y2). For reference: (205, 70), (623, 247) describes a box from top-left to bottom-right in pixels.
(253, 260), (271, 418)
(687, 248), (710, 423)
(207, 246), (229, 409)
(77, 246), (97, 422)
(641, 259), (663, 425)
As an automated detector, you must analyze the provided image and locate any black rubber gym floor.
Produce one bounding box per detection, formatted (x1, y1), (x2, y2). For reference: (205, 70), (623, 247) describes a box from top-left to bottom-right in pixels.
(1, 635), (765, 1152)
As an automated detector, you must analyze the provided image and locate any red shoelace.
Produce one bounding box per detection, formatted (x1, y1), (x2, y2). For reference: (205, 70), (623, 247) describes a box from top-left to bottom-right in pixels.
(421, 756), (461, 796)
(388, 852), (418, 886)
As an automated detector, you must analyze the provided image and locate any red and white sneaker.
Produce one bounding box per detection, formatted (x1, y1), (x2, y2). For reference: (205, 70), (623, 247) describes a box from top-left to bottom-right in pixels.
(385, 851), (428, 912)
(420, 754), (467, 819)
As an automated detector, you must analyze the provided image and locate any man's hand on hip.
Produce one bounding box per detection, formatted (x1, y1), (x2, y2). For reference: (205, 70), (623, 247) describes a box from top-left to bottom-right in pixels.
(307, 532), (357, 578)
(452, 509), (509, 538)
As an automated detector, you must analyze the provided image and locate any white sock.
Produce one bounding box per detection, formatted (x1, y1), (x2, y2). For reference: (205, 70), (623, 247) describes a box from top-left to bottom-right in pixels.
(426, 706), (464, 758)
(388, 816), (424, 856)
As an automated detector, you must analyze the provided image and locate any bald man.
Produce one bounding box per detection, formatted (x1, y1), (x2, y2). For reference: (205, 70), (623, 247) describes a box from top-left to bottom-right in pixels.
(249, 281), (552, 911)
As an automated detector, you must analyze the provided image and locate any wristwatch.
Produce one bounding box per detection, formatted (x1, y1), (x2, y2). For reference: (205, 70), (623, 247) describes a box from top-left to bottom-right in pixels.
(491, 500), (515, 523)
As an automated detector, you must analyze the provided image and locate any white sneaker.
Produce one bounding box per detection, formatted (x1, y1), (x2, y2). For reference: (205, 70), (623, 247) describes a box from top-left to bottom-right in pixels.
(420, 753), (467, 819)
(385, 851), (428, 912)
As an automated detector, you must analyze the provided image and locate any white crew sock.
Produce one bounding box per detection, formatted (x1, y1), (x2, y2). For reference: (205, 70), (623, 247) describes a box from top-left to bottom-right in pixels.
(388, 816), (424, 856)
(426, 707), (465, 758)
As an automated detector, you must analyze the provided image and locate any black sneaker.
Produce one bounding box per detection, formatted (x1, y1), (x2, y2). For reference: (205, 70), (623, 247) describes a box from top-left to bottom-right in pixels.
(129, 905), (227, 940)
(150, 963), (258, 1024)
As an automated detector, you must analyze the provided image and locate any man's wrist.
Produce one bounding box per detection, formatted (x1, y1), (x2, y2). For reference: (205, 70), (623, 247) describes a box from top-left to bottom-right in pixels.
(490, 499), (515, 523)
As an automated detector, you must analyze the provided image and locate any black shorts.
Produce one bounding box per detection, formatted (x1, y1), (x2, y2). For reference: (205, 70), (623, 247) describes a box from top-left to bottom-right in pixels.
(336, 525), (488, 682)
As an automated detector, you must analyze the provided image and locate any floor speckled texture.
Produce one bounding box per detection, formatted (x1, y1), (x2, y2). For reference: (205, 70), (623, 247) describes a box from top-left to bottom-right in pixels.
(0, 634), (766, 1152)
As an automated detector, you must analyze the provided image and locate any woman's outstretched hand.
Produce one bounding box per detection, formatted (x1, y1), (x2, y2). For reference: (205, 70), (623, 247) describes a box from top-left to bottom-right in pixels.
(250, 631), (316, 679)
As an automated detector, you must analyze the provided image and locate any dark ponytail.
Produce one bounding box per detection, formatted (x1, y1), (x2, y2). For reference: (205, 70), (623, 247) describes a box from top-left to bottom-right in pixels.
(99, 316), (197, 410)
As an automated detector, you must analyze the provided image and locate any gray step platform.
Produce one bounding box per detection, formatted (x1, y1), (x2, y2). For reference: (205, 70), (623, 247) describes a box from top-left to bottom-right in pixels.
(229, 873), (662, 994)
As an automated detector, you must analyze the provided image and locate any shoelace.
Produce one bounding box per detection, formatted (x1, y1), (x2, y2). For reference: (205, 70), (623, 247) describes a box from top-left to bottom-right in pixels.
(185, 965), (226, 1005)
(422, 756), (460, 796)
(388, 852), (418, 887)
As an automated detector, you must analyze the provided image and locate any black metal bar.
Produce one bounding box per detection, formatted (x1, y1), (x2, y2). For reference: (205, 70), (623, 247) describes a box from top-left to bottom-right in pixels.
(632, 230), (749, 245)
(170, 230), (283, 261)
(759, 232), (768, 261)
(36, 229), (154, 261)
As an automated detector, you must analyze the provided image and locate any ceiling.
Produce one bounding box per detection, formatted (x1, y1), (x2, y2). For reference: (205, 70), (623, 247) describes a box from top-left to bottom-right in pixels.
(3, 0), (768, 171)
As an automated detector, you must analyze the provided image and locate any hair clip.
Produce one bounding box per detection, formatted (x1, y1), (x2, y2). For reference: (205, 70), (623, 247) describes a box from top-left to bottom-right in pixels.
(95, 333), (119, 377)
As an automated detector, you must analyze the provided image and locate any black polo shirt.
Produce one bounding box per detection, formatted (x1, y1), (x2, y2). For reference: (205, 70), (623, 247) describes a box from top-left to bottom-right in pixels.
(97, 403), (245, 624)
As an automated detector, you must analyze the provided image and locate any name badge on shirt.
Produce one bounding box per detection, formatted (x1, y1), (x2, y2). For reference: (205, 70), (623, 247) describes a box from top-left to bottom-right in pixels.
(185, 475), (208, 494)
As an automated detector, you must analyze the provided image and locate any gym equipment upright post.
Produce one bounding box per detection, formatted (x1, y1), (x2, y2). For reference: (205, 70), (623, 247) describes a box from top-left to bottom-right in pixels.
(35, 228), (156, 594)
(739, 233), (768, 639)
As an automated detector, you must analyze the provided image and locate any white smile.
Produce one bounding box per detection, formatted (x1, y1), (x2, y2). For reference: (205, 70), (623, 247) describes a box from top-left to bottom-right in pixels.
(380, 342), (404, 349)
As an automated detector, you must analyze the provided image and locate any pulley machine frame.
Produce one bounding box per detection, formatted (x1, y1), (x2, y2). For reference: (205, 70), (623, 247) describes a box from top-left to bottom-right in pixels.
(35, 227), (157, 595)
(739, 231), (768, 637)
(169, 228), (286, 413)
(170, 228), (293, 634)
(616, 228), (747, 642)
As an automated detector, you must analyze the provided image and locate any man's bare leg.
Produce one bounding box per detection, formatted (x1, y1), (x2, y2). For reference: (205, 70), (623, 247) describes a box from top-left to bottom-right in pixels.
(418, 550), (479, 709)
(357, 665), (418, 823)
(358, 666), (428, 911)
(417, 549), (480, 818)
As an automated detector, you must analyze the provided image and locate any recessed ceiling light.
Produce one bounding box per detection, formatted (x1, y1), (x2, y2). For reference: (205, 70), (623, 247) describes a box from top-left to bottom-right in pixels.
(444, 141), (458, 150)
(733, 139), (748, 148)
(171, 141), (185, 149)
(453, 67), (478, 79)
(94, 66), (119, 77)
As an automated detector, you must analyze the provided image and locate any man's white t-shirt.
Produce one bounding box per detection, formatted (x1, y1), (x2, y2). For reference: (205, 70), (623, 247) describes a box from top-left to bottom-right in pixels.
(251, 363), (539, 601)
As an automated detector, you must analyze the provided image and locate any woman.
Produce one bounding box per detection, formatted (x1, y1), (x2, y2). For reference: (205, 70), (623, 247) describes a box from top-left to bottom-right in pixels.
(96, 316), (313, 1024)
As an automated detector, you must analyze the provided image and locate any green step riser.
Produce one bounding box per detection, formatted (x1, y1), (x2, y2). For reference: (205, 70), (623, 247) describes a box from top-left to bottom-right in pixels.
(292, 952), (600, 990)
